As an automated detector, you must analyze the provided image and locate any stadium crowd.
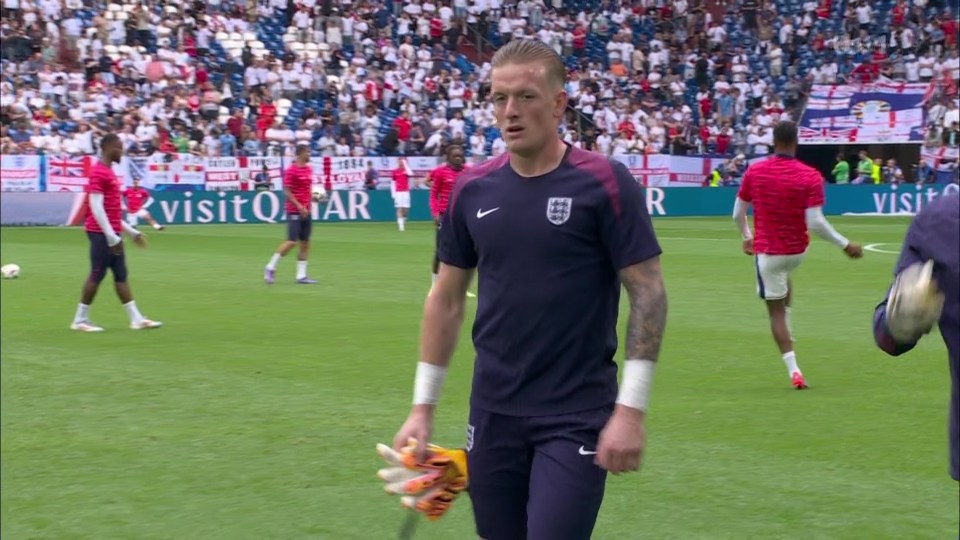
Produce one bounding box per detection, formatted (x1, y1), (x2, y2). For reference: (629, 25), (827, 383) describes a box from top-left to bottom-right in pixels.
(0, 0), (957, 161)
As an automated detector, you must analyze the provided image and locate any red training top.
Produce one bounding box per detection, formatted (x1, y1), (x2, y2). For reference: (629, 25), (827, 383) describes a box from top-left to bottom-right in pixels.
(85, 162), (123, 234)
(284, 164), (313, 214)
(123, 186), (149, 213)
(429, 164), (465, 218)
(393, 167), (410, 192)
(737, 155), (825, 256)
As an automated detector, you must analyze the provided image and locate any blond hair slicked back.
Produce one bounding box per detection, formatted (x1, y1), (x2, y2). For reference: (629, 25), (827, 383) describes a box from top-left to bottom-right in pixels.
(491, 39), (567, 90)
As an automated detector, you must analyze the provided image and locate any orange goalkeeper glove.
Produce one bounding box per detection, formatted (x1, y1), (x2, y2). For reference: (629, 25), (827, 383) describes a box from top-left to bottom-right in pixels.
(376, 439), (468, 521)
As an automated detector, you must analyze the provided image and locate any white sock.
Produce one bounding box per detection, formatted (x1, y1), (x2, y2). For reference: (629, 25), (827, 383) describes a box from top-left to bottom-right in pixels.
(74, 303), (90, 323)
(785, 307), (794, 341)
(266, 253), (282, 271)
(431, 273), (438, 284)
(782, 351), (800, 375)
(123, 300), (144, 324)
(398, 217), (405, 231)
(152, 223), (162, 230)
(297, 260), (307, 280)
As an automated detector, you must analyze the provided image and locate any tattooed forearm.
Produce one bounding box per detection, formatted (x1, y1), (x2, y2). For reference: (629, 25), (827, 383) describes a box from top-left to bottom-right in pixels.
(619, 256), (667, 362)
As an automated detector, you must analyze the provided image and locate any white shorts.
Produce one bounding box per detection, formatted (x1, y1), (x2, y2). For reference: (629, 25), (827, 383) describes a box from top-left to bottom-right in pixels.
(393, 191), (410, 209)
(755, 253), (805, 300)
(126, 208), (149, 225)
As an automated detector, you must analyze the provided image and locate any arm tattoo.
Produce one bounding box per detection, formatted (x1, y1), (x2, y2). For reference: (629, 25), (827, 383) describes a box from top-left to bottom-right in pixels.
(619, 257), (667, 362)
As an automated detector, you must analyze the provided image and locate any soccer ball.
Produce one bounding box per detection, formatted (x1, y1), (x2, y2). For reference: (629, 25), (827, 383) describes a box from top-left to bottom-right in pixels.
(312, 185), (329, 203)
(1, 264), (21, 279)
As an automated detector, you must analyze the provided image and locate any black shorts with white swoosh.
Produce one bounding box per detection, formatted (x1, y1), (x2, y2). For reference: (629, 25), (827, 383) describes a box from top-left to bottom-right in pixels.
(465, 404), (613, 540)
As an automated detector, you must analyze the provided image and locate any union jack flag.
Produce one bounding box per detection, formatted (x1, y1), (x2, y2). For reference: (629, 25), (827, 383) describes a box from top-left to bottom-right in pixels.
(47, 155), (88, 179)
(799, 126), (859, 143)
(47, 155), (90, 190)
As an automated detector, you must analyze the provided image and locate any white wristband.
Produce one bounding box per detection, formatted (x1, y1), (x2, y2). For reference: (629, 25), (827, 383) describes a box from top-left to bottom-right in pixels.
(413, 361), (447, 405)
(616, 359), (656, 412)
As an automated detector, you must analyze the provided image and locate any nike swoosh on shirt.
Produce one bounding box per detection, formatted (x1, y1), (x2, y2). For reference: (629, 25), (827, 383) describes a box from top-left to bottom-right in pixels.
(578, 446), (597, 456)
(476, 207), (500, 218)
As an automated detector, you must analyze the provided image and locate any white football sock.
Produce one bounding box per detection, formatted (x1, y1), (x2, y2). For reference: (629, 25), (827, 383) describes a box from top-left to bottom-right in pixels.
(782, 351), (800, 375)
(297, 260), (307, 280)
(152, 223), (162, 230)
(266, 253), (282, 271)
(74, 303), (90, 323)
(785, 307), (794, 341)
(123, 300), (144, 324)
(398, 217), (405, 231)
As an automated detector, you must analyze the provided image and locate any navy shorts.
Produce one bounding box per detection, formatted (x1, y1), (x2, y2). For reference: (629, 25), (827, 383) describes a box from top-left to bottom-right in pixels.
(87, 231), (127, 283)
(466, 405), (613, 540)
(286, 213), (312, 242)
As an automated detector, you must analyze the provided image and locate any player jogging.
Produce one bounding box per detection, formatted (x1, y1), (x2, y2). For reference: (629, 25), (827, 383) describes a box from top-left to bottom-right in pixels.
(732, 120), (863, 390)
(427, 145), (465, 285)
(70, 133), (162, 332)
(383, 39), (668, 540)
(264, 144), (317, 284)
(123, 178), (165, 231)
(393, 157), (413, 232)
(872, 192), (958, 483)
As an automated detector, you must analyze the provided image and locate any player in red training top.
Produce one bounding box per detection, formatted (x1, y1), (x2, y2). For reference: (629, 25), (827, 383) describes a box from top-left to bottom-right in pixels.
(71, 133), (162, 332)
(392, 157), (413, 232)
(732, 121), (862, 389)
(264, 144), (317, 284)
(427, 144), (466, 284)
(123, 178), (165, 231)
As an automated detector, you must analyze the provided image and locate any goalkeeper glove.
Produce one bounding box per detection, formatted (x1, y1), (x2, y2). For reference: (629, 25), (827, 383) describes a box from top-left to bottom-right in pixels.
(376, 439), (468, 521)
(885, 259), (945, 343)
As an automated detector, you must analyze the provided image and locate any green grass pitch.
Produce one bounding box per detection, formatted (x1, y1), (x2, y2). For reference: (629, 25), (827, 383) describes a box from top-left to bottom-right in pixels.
(1, 217), (957, 539)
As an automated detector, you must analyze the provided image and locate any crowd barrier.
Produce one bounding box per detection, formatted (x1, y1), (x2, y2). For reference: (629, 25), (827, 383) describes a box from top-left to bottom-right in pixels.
(0, 153), (735, 192)
(2, 183), (956, 227)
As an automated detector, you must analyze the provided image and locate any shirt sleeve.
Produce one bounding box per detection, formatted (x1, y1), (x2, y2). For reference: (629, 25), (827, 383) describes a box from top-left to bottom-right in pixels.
(599, 160), (663, 271)
(872, 210), (929, 356)
(806, 170), (826, 208)
(437, 177), (477, 269)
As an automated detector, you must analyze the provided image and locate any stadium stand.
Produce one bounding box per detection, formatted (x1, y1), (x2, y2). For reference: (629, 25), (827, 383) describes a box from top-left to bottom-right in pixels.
(0, 0), (957, 161)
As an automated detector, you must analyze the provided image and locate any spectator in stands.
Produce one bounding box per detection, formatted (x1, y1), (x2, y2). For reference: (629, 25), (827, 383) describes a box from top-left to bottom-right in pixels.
(0, 0), (955, 169)
(882, 158), (904, 184)
(945, 121), (960, 147)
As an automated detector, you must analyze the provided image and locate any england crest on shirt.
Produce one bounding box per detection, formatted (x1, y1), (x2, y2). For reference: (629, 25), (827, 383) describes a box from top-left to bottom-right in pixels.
(546, 197), (572, 225)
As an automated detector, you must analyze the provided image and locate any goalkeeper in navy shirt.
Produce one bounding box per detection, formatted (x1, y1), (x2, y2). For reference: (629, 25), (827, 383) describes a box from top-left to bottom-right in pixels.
(390, 39), (668, 540)
(872, 192), (959, 482)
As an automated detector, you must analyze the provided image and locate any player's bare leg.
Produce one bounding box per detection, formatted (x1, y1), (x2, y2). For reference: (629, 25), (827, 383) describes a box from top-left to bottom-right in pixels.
(295, 240), (317, 284)
(785, 279), (795, 342)
(72, 276), (105, 332)
(765, 297), (806, 389)
(265, 240), (297, 284)
(143, 211), (164, 231)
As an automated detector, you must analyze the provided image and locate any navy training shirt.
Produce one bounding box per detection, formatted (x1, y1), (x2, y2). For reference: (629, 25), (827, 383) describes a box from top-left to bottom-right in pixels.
(873, 192), (959, 481)
(438, 144), (663, 417)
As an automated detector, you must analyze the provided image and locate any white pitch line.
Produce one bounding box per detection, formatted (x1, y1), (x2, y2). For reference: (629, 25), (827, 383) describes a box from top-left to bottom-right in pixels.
(864, 243), (900, 255)
(656, 236), (737, 242)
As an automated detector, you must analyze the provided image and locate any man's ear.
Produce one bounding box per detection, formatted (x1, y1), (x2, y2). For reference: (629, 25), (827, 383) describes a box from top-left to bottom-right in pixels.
(554, 90), (568, 118)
